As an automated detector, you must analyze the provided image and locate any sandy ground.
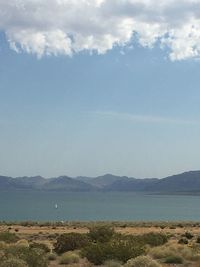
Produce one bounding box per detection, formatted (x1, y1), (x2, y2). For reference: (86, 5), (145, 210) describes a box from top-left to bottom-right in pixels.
(1, 224), (200, 236)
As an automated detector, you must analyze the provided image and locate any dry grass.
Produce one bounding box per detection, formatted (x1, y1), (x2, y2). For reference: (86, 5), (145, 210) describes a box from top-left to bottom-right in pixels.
(1, 223), (200, 238)
(149, 242), (200, 267)
(1, 222), (200, 267)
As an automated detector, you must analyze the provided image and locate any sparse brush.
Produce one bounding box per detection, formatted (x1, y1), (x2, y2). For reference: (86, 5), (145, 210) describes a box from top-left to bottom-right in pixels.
(182, 232), (194, 239)
(16, 240), (29, 248)
(138, 232), (168, 247)
(29, 242), (50, 253)
(4, 245), (48, 267)
(178, 237), (188, 244)
(177, 246), (200, 261)
(88, 225), (115, 243)
(0, 251), (5, 261)
(150, 243), (200, 262)
(125, 256), (161, 267)
(103, 259), (122, 267)
(0, 232), (19, 244)
(47, 252), (57, 261)
(54, 233), (89, 254)
(164, 255), (183, 264)
(149, 245), (174, 259)
(0, 241), (7, 250)
(0, 257), (28, 267)
(82, 237), (145, 265)
(59, 251), (80, 265)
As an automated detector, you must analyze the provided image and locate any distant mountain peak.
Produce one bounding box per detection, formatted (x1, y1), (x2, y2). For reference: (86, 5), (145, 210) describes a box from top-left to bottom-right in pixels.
(0, 171), (200, 193)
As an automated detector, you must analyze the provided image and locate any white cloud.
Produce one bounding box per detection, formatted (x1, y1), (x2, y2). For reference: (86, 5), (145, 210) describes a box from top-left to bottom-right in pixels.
(1, 0), (200, 60)
(95, 111), (197, 125)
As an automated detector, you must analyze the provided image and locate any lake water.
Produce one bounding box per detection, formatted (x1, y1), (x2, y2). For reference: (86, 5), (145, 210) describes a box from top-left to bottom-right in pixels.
(0, 191), (200, 222)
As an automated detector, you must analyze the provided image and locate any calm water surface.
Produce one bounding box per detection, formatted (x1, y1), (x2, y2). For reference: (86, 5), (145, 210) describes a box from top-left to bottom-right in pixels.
(0, 191), (200, 221)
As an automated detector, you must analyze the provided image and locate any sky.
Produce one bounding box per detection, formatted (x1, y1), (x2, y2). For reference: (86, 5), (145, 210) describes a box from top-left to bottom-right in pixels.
(1, 0), (200, 178)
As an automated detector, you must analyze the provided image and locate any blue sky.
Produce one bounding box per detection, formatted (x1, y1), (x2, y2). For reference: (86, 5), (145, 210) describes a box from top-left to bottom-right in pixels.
(1, 0), (200, 178)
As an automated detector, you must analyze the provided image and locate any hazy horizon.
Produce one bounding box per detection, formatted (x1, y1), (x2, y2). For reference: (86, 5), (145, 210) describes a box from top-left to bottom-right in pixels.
(1, 169), (200, 181)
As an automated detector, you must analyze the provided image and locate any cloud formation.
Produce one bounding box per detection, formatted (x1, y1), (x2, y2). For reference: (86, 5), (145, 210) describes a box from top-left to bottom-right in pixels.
(95, 111), (197, 125)
(1, 0), (200, 60)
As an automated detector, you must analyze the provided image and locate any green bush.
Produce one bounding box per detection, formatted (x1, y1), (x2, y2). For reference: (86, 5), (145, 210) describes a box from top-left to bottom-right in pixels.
(177, 223), (184, 228)
(59, 252), (80, 265)
(88, 225), (115, 243)
(4, 245), (48, 267)
(54, 232), (89, 254)
(182, 232), (193, 239)
(125, 256), (161, 267)
(178, 238), (188, 244)
(164, 255), (183, 264)
(29, 242), (50, 253)
(82, 238), (145, 265)
(0, 232), (19, 243)
(138, 233), (168, 247)
(47, 252), (57, 261)
(24, 248), (48, 267)
(0, 258), (28, 267)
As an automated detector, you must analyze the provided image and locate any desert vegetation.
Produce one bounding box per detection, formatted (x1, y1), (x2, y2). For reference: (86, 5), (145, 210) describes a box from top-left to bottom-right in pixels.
(1, 222), (200, 266)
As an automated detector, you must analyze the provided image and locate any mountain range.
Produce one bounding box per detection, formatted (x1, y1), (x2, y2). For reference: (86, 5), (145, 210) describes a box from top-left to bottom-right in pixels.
(0, 171), (200, 193)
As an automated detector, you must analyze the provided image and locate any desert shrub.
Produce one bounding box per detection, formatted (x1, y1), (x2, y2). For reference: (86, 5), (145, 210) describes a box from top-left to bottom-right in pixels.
(20, 248), (48, 267)
(177, 246), (200, 261)
(139, 233), (168, 247)
(0, 232), (19, 243)
(178, 238), (188, 244)
(59, 252), (80, 265)
(183, 232), (194, 239)
(125, 256), (161, 267)
(0, 241), (7, 250)
(16, 240), (29, 248)
(149, 245), (174, 259)
(47, 252), (57, 261)
(82, 242), (106, 265)
(150, 243), (199, 262)
(160, 225), (166, 229)
(4, 245), (48, 267)
(0, 258), (28, 267)
(177, 223), (184, 228)
(190, 243), (200, 253)
(54, 233), (89, 254)
(29, 242), (50, 253)
(0, 250), (5, 259)
(164, 255), (183, 264)
(82, 238), (145, 265)
(103, 259), (122, 267)
(197, 237), (200, 243)
(88, 225), (115, 243)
